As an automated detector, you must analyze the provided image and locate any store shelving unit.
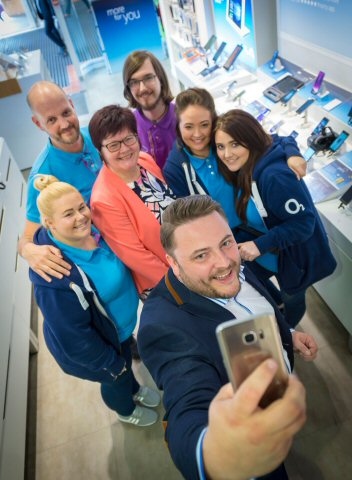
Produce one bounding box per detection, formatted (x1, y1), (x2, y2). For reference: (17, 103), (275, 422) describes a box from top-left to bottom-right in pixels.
(159, 0), (215, 78)
(0, 138), (37, 479)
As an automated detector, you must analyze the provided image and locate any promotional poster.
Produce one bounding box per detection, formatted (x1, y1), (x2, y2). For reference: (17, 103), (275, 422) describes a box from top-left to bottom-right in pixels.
(212, 0), (256, 70)
(92, 0), (164, 73)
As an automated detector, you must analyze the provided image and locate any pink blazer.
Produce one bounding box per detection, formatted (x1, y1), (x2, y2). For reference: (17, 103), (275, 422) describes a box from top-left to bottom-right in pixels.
(90, 152), (169, 294)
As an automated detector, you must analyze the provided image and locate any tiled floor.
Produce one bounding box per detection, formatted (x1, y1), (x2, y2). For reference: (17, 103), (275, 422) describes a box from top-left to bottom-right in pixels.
(31, 63), (352, 479)
(33, 287), (352, 480)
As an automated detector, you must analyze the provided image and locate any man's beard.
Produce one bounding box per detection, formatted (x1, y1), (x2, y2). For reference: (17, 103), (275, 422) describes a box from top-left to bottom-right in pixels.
(55, 124), (80, 145)
(177, 261), (241, 299)
(138, 92), (162, 112)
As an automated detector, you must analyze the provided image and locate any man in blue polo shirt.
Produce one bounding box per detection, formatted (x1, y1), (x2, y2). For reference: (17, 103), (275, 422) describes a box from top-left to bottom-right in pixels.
(18, 81), (102, 282)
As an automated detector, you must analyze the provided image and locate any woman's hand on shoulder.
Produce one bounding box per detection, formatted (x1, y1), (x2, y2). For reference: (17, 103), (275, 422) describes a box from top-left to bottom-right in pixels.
(287, 155), (307, 180)
(238, 241), (261, 262)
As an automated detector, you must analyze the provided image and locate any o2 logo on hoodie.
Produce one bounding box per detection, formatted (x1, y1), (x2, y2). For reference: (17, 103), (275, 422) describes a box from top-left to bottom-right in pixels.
(285, 198), (305, 214)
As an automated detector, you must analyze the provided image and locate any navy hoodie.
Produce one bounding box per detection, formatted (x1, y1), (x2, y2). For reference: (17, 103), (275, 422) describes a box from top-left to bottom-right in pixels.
(29, 227), (126, 383)
(251, 137), (336, 293)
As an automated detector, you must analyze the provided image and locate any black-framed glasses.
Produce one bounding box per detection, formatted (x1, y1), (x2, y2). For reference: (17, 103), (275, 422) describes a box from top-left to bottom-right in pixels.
(127, 74), (157, 91)
(101, 134), (138, 153)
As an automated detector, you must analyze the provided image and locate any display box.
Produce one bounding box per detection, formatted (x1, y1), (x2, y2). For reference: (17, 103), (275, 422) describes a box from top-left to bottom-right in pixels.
(0, 78), (22, 99)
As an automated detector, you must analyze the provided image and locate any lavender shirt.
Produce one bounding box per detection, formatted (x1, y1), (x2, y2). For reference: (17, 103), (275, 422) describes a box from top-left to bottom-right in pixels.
(134, 102), (177, 169)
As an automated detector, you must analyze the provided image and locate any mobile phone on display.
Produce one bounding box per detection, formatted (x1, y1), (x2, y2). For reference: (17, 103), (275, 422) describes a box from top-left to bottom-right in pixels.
(232, 89), (246, 102)
(202, 34), (217, 53)
(263, 75), (305, 103)
(257, 109), (271, 123)
(223, 78), (238, 94)
(269, 119), (284, 134)
(289, 130), (299, 139)
(311, 71), (325, 95)
(339, 185), (352, 207)
(269, 50), (279, 69)
(212, 41), (227, 63)
(225, 0), (249, 36)
(216, 314), (289, 409)
(295, 98), (315, 115)
(199, 64), (220, 77)
(323, 98), (342, 111)
(280, 89), (297, 105)
(303, 146), (316, 162)
(311, 117), (329, 135)
(223, 44), (244, 71)
(347, 106), (352, 126)
(329, 130), (349, 153)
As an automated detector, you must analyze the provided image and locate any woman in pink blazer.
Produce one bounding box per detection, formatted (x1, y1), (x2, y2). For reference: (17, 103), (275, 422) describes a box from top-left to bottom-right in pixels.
(89, 105), (176, 299)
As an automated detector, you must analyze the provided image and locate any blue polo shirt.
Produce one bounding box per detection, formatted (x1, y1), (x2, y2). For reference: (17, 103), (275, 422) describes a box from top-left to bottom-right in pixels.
(27, 128), (102, 223)
(185, 148), (239, 229)
(48, 230), (139, 342)
(185, 148), (277, 272)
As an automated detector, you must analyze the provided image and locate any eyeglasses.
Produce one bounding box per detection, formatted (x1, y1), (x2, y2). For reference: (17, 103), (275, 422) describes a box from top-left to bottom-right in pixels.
(127, 74), (157, 91)
(101, 134), (138, 153)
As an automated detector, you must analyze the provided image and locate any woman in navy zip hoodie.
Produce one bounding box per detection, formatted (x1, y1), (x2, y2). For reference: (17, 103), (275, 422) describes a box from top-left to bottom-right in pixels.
(163, 87), (308, 308)
(215, 109), (336, 327)
(163, 87), (307, 229)
(29, 175), (160, 427)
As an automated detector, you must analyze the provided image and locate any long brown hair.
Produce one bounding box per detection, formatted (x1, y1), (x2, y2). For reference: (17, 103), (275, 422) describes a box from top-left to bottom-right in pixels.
(123, 50), (173, 108)
(175, 87), (217, 145)
(215, 109), (272, 222)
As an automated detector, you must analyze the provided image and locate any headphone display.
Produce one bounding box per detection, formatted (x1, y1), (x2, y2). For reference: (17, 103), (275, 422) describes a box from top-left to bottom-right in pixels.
(307, 126), (338, 152)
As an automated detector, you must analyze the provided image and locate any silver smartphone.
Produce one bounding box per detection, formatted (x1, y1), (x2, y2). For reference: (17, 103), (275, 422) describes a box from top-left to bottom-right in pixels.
(216, 313), (289, 408)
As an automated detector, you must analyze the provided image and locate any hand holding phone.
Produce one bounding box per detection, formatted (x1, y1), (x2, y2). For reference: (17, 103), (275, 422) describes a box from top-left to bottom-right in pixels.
(216, 314), (289, 408)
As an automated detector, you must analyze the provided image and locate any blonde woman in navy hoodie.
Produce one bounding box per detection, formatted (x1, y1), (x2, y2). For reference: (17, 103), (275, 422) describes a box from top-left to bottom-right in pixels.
(215, 109), (336, 327)
(29, 175), (160, 427)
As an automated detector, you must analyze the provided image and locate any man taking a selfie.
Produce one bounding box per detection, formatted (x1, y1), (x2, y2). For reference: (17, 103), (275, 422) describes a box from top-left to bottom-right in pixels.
(138, 195), (317, 480)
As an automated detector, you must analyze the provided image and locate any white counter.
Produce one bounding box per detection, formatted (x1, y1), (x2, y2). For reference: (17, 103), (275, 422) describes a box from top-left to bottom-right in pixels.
(314, 199), (352, 345)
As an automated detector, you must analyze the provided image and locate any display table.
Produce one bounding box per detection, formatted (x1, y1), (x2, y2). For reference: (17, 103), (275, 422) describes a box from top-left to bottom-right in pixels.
(0, 50), (51, 170)
(314, 200), (352, 349)
(174, 63), (352, 349)
(174, 58), (257, 95)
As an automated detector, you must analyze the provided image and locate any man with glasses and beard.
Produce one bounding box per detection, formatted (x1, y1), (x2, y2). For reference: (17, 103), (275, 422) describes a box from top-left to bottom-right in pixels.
(123, 50), (177, 170)
(18, 81), (102, 282)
